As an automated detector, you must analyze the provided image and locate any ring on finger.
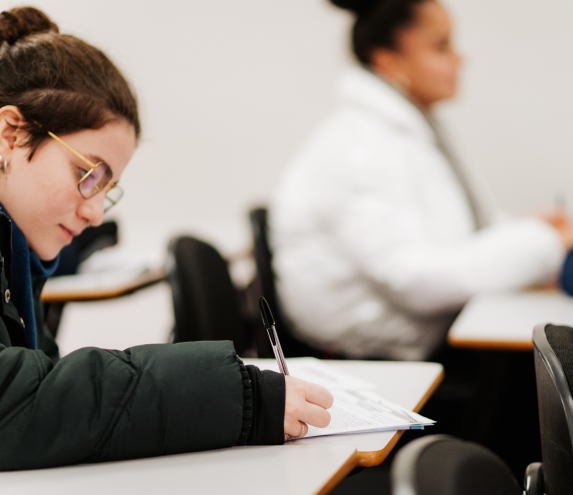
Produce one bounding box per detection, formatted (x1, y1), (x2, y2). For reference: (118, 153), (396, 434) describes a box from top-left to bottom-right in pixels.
(285, 421), (307, 441)
(293, 421), (307, 439)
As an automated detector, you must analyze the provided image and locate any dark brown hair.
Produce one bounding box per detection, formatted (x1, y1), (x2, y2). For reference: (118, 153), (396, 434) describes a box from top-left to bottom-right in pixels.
(330, 0), (428, 65)
(0, 7), (140, 158)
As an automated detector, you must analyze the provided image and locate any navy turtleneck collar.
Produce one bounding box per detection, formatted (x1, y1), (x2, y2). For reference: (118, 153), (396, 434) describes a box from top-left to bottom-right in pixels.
(0, 205), (59, 349)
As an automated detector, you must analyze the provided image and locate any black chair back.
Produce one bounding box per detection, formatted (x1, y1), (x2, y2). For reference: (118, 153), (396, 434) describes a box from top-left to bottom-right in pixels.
(249, 208), (281, 325)
(248, 207), (320, 358)
(532, 323), (573, 495)
(166, 235), (249, 355)
(391, 435), (521, 495)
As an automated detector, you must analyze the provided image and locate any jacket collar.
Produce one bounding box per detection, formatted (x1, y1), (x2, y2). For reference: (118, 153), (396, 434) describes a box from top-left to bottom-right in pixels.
(336, 65), (437, 144)
(0, 211), (13, 287)
(0, 208), (59, 349)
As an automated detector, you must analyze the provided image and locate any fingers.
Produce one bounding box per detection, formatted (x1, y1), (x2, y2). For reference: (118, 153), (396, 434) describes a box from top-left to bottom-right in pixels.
(284, 376), (334, 436)
(298, 402), (331, 428)
(284, 401), (330, 431)
(303, 381), (334, 409)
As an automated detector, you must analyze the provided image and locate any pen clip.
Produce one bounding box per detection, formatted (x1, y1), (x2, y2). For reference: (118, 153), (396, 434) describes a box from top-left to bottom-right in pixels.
(260, 297), (289, 375)
(268, 325), (289, 375)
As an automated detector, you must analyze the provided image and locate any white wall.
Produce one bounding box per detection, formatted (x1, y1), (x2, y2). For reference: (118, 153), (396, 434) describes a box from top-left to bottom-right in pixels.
(441, 0), (573, 218)
(10, 0), (573, 256)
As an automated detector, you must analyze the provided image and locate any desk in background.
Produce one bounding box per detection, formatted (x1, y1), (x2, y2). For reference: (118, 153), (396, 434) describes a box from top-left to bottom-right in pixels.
(448, 290), (573, 351)
(0, 359), (443, 495)
(41, 266), (166, 303)
(445, 290), (573, 474)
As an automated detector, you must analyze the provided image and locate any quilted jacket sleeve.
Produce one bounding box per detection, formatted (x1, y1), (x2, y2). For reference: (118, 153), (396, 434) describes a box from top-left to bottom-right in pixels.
(0, 340), (256, 470)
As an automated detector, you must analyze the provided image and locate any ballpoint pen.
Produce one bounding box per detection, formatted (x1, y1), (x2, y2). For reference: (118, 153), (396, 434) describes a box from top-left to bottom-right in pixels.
(259, 296), (289, 375)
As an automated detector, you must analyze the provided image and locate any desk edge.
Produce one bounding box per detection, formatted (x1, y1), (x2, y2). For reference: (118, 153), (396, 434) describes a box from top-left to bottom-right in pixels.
(356, 367), (445, 467)
(41, 270), (166, 303)
(447, 336), (533, 351)
(316, 449), (360, 495)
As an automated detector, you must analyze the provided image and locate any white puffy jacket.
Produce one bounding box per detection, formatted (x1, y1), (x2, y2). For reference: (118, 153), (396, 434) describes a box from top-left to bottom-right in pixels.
(270, 66), (564, 360)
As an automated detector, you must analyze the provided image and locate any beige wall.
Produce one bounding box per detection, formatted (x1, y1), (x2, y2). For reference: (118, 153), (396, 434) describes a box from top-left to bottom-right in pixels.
(11, 0), (573, 255)
(441, 0), (573, 219)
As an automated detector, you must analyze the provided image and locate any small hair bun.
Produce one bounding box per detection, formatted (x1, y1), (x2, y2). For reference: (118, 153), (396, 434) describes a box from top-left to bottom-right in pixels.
(0, 7), (58, 45)
(329, 0), (378, 15)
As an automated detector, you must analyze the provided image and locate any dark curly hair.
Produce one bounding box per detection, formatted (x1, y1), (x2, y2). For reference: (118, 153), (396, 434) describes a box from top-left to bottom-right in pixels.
(0, 7), (140, 158)
(330, 0), (428, 65)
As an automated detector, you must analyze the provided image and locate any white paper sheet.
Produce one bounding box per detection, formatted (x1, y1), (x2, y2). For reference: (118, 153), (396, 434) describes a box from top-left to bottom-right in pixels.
(305, 389), (435, 438)
(253, 357), (435, 439)
(255, 357), (377, 390)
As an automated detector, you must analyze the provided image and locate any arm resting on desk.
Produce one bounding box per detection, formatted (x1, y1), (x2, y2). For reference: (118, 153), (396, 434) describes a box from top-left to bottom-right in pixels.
(0, 340), (285, 470)
(339, 213), (563, 316)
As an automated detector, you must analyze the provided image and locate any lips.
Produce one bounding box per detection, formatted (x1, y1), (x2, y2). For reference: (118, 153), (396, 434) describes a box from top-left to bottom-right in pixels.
(59, 225), (80, 242)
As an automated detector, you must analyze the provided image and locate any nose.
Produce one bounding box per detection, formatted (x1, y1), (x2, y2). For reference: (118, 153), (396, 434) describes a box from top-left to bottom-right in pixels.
(77, 193), (105, 228)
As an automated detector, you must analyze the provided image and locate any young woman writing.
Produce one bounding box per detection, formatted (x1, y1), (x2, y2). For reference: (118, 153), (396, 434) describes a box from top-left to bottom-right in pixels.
(0, 7), (333, 470)
(271, 0), (573, 360)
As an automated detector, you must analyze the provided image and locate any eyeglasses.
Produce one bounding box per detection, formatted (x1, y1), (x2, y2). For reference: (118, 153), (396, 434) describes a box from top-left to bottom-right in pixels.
(46, 131), (123, 213)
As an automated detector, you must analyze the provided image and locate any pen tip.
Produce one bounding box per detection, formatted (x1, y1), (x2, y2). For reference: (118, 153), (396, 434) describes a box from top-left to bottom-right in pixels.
(259, 296), (275, 328)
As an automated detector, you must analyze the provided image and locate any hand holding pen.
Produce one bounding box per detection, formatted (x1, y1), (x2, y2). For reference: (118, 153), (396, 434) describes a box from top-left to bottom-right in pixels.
(259, 297), (333, 440)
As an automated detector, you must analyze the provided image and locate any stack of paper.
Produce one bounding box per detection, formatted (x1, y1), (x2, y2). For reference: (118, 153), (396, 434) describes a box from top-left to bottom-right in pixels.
(306, 388), (434, 438)
(256, 357), (435, 439)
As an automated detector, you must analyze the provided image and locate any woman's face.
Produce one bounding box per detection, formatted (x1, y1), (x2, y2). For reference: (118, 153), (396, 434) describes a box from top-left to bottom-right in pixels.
(0, 113), (136, 260)
(371, 1), (462, 109)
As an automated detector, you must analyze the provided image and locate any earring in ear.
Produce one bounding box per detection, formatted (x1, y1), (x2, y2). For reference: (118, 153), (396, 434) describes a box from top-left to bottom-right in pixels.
(0, 156), (7, 173)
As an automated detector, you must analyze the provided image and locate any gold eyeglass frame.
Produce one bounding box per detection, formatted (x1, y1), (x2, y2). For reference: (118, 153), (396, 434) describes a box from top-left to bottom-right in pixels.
(46, 130), (123, 212)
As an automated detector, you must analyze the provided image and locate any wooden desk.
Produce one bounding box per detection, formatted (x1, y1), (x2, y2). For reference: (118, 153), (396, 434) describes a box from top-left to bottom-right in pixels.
(448, 290), (573, 351)
(0, 360), (443, 495)
(41, 266), (165, 303)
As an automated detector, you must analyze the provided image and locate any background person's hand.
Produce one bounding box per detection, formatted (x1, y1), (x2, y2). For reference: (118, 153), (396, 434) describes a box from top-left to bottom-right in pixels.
(539, 211), (573, 251)
(284, 376), (333, 440)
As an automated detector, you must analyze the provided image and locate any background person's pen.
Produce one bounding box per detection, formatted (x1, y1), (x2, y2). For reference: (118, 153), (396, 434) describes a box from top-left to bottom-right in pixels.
(259, 297), (289, 375)
(556, 191), (566, 213)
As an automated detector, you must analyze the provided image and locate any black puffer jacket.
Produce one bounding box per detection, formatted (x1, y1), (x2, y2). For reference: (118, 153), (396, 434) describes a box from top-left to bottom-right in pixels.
(0, 213), (285, 470)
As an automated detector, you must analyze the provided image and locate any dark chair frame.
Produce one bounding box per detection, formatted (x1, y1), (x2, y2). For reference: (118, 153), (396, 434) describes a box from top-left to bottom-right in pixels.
(248, 207), (324, 358)
(391, 434), (521, 495)
(392, 435), (448, 495)
(531, 322), (573, 495)
(166, 235), (250, 356)
(533, 323), (573, 440)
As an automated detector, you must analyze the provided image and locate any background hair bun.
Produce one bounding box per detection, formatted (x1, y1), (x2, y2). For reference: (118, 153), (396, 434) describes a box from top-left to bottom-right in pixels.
(329, 0), (378, 15)
(0, 7), (58, 44)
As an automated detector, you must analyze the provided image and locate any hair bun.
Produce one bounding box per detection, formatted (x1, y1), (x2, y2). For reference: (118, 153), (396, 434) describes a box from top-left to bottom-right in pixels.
(329, 0), (378, 15)
(0, 7), (58, 45)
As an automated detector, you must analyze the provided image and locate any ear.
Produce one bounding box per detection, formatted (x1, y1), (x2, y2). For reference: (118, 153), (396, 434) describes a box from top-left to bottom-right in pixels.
(371, 49), (411, 90)
(0, 105), (28, 158)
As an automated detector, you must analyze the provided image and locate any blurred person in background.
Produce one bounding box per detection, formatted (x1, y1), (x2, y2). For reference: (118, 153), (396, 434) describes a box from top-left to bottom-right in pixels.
(270, 0), (573, 361)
